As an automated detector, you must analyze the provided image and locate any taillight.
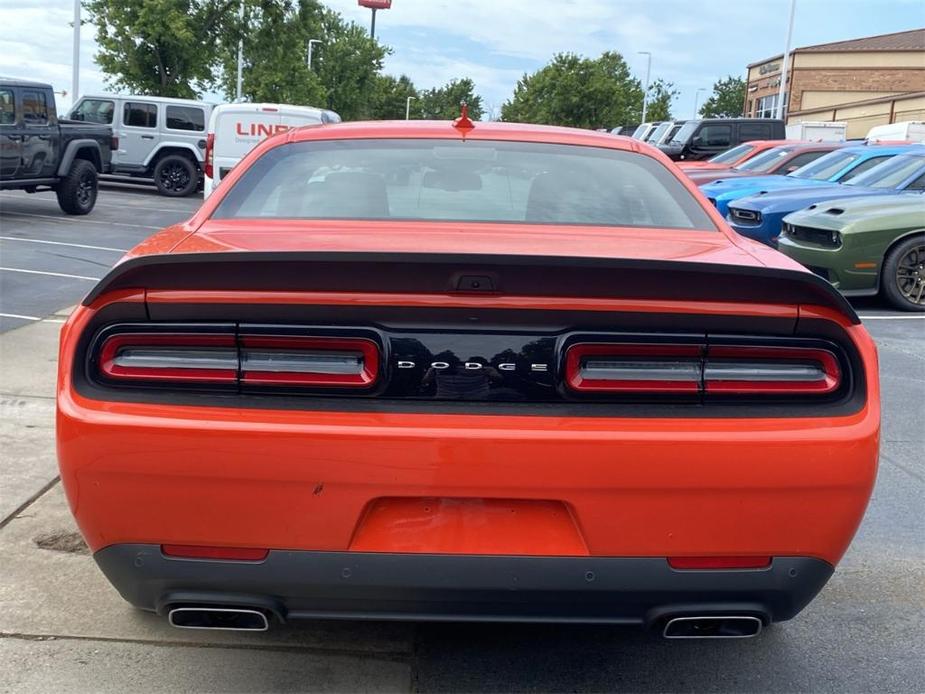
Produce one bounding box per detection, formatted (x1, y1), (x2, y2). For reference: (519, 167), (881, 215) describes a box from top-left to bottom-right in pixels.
(111, 135), (119, 151)
(98, 333), (238, 383)
(704, 346), (840, 395)
(94, 328), (381, 390)
(239, 336), (379, 388)
(565, 343), (702, 393)
(564, 341), (842, 398)
(204, 133), (214, 178)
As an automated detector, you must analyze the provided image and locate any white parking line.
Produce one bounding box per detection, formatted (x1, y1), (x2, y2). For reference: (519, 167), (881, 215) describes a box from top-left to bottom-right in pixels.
(0, 267), (101, 281)
(858, 314), (925, 320)
(0, 210), (160, 230)
(0, 191), (198, 214)
(0, 236), (127, 253)
(0, 312), (66, 324)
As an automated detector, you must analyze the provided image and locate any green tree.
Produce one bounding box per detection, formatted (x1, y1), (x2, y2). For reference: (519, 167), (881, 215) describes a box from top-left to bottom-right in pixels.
(215, 0), (386, 120)
(645, 78), (678, 121)
(368, 74), (418, 119)
(501, 52), (643, 129)
(699, 75), (746, 118)
(416, 78), (483, 120)
(84, 0), (234, 97)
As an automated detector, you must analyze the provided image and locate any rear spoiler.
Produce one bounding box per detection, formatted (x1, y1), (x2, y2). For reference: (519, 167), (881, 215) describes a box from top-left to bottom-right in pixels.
(83, 252), (860, 325)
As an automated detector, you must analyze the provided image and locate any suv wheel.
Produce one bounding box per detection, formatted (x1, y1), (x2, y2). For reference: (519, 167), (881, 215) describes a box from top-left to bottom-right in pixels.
(55, 159), (98, 215)
(881, 234), (925, 312)
(154, 154), (198, 197)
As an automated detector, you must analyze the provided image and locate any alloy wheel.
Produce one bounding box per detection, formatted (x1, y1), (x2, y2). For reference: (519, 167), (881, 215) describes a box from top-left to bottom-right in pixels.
(895, 243), (925, 306)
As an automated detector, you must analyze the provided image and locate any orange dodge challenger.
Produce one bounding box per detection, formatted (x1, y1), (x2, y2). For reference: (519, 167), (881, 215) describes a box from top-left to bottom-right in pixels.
(57, 117), (880, 639)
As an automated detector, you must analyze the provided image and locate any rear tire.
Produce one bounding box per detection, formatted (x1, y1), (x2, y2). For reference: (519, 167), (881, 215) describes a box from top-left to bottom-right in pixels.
(55, 159), (98, 215)
(881, 234), (925, 312)
(153, 154), (198, 197)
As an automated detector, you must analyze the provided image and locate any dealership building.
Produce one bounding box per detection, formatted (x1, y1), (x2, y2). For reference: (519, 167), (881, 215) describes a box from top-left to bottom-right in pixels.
(744, 28), (925, 138)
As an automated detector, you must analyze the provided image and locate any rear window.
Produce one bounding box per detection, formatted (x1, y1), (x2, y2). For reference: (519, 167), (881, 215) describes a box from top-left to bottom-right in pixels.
(212, 139), (716, 231)
(735, 146), (796, 172)
(124, 102), (157, 128)
(708, 143), (754, 165)
(845, 155), (925, 189)
(791, 150), (861, 181)
(166, 105), (205, 131)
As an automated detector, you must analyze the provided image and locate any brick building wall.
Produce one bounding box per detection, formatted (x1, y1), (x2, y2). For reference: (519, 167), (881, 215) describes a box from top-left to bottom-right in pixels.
(788, 67), (925, 112)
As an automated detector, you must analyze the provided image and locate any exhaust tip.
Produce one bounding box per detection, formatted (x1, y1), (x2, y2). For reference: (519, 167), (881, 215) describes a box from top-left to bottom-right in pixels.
(663, 615), (762, 639)
(168, 607), (269, 632)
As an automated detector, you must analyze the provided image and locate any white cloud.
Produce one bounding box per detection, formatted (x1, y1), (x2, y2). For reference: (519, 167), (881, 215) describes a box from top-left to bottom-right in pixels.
(2, 0), (920, 121)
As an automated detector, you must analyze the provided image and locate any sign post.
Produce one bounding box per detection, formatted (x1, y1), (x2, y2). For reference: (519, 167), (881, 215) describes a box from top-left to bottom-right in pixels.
(358, 0), (392, 39)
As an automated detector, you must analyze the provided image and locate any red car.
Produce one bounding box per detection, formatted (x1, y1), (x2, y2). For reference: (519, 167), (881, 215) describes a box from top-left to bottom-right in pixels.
(683, 143), (845, 187)
(57, 117), (879, 639)
(677, 140), (793, 171)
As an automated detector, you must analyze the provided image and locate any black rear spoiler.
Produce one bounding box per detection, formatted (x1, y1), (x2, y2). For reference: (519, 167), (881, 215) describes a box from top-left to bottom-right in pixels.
(83, 252), (860, 325)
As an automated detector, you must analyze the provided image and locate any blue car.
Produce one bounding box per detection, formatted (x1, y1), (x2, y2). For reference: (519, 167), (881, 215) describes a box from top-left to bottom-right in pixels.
(701, 144), (915, 216)
(727, 151), (925, 246)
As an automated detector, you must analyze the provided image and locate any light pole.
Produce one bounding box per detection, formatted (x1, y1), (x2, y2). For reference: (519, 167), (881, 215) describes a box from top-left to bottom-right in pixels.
(235, 0), (244, 101)
(777, 0), (796, 120)
(306, 39), (323, 69)
(638, 51), (652, 123)
(405, 95), (415, 120)
(693, 88), (707, 119)
(71, 0), (80, 104)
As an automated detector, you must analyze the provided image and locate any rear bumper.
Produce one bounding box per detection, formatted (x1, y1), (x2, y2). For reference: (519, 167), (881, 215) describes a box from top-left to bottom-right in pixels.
(95, 545), (834, 625)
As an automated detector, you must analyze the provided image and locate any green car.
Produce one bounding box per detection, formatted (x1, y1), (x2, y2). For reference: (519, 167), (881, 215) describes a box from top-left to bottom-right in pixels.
(778, 194), (925, 311)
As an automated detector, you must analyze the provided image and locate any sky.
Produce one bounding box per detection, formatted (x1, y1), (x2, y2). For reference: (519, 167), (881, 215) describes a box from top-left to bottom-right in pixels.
(1, 0), (922, 120)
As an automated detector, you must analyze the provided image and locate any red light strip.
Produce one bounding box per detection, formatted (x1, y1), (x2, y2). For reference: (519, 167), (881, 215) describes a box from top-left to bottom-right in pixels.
(239, 336), (379, 388)
(704, 346), (840, 395)
(565, 343), (703, 393)
(99, 334), (238, 383)
(565, 343), (840, 396)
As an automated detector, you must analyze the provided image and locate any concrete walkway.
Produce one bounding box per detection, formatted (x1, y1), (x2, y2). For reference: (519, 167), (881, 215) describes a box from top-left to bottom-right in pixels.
(0, 310), (413, 693)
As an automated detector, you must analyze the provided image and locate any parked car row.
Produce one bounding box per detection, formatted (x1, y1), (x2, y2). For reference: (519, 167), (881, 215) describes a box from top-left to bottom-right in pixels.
(1, 76), (341, 210)
(675, 131), (925, 311)
(0, 78), (114, 214)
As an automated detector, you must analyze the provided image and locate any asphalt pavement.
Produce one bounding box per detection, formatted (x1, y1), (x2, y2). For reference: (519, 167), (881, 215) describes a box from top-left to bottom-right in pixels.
(0, 184), (199, 333)
(0, 184), (923, 693)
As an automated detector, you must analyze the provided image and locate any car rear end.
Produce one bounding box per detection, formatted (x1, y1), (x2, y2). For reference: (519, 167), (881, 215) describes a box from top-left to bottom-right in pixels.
(57, 124), (880, 636)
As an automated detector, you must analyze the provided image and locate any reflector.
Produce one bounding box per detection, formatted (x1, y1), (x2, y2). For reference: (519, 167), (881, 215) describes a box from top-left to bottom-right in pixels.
(161, 545), (269, 561)
(668, 556), (772, 570)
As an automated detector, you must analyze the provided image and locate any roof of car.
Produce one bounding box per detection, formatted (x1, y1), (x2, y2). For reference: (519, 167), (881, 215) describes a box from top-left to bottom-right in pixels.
(0, 76), (53, 88)
(78, 93), (213, 107)
(283, 119), (646, 153)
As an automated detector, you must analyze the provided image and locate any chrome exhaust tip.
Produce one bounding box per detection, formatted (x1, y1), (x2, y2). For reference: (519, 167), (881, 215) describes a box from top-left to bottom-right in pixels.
(663, 615), (762, 639)
(168, 607), (269, 631)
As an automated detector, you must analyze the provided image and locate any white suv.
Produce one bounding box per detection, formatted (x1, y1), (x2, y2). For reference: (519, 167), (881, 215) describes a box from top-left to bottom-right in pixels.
(69, 94), (213, 197)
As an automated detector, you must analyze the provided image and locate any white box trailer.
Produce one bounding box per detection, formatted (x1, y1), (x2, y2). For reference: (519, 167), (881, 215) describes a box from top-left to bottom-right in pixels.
(203, 102), (341, 198)
(866, 121), (925, 144)
(784, 121), (847, 142)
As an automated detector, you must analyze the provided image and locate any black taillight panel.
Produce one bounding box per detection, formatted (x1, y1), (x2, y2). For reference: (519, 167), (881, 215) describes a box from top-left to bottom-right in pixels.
(80, 320), (861, 416)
